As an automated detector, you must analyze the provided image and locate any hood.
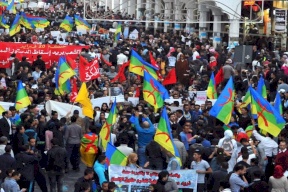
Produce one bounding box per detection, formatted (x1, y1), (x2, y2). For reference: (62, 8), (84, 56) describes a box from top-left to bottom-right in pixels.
(224, 130), (233, 139)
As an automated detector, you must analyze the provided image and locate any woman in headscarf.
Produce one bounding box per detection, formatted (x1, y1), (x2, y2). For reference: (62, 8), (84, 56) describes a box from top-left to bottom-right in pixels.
(268, 165), (288, 192)
(218, 130), (238, 172)
(80, 125), (99, 167)
(175, 54), (190, 88)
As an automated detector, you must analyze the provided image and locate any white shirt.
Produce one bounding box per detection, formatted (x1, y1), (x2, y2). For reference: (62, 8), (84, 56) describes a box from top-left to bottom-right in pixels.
(117, 53), (128, 65)
(168, 56), (177, 67)
(5, 117), (12, 135)
(192, 51), (200, 60)
(253, 130), (278, 157)
(252, 60), (260, 71)
(117, 144), (133, 156)
(32, 71), (42, 81)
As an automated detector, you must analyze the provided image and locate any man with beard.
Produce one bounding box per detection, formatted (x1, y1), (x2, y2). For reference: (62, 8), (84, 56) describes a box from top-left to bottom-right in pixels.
(229, 164), (249, 191)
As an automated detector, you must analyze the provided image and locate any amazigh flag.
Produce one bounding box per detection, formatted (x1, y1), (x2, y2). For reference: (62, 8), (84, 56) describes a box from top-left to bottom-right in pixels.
(256, 76), (267, 99)
(154, 107), (181, 165)
(209, 77), (235, 125)
(249, 87), (285, 137)
(24, 13), (50, 29)
(106, 142), (127, 166)
(143, 71), (169, 111)
(207, 72), (217, 99)
(15, 81), (31, 110)
(129, 49), (159, 80)
(274, 91), (283, 116)
(7, 0), (16, 14)
(55, 56), (75, 89)
(54, 77), (71, 95)
(0, 15), (9, 29)
(114, 22), (121, 42)
(9, 14), (21, 36)
(80, 133), (98, 167)
(99, 99), (118, 150)
(0, 0), (8, 6)
(60, 15), (74, 32)
(74, 14), (91, 29)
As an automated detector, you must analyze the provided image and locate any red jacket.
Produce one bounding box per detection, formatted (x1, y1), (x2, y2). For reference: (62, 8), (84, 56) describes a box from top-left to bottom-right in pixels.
(275, 150), (288, 171)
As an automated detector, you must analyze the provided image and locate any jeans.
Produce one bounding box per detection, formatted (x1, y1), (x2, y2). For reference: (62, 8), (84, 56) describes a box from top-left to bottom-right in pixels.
(66, 143), (80, 170)
(47, 172), (64, 192)
(137, 146), (146, 167)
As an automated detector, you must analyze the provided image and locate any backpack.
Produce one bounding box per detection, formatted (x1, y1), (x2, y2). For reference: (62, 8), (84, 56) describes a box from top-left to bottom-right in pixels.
(222, 138), (234, 154)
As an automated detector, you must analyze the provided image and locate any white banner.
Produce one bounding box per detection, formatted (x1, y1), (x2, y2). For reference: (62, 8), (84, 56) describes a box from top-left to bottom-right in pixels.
(45, 100), (84, 118)
(0, 102), (44, 113)
(109, 165), (197, 191)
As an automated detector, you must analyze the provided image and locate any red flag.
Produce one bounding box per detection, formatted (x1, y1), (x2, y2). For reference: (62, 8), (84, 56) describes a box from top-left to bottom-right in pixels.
(66, 55), (77, 69)
(79, 56), (100, 82)
(111, 61), (130, 83)
(100, 54), (112, 66)
(70, 77), (78, 102)
(166, 47), (175, 57)
(162, 68), (177, 86)
(149, 51), (159, 69)
(215, 67), (224, 86)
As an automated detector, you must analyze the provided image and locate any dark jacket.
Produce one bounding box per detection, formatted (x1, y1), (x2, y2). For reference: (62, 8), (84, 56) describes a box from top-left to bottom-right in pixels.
(32, 59), (46, 71)
(12, 132), (24, 155)
(0, 153), (16, 180)
(74, 176), (92, 192)
(52, 129), (64, 147)
(248, 179), (269, 192)
(207, 168), (228, 192)
(0, 117), (11, 137)
(16, 151), (38, 181)
(46, 145), (68, 173)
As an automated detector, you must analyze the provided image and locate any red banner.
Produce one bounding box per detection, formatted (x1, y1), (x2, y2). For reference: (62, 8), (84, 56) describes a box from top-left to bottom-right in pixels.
(0, 42), (89, 69)
(79, 56), (100, 82)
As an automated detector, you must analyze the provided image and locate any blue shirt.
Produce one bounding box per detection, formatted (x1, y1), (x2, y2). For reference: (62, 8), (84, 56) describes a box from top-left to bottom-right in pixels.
(134, 117), (155, 147)
(229, 173), (249, 192)
(3, 178), (21, 192)
(10, 114), (20, 125)
(190, 139), (211, 147)
(93, 161), (107, 185)
(191, 160), (210, 183)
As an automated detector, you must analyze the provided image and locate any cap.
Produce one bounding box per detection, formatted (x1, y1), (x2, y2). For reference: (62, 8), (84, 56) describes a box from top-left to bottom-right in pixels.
(73, 110), (79, 114)
(279, 89), (286, 93)
(194, 148), (202, 155)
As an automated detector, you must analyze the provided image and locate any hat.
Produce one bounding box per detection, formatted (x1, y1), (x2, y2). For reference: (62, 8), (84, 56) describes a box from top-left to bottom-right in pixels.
(226, 59), (233, 64)
(194, 148), (202, 155)
(73, 110), (79, 114)
(196, 55), (201, 59)
(279, 89), (286, 93)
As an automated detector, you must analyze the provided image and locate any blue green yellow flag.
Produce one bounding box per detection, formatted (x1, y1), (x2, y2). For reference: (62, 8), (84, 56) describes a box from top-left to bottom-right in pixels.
(74, 14), (91, 29)
(9, 14), (21, 36)
(15, 81), (31, 110)
(114, 23), (121, 42)
(209, 77), (235, 125)
(99, 100), (118, 150)
(106, 142), (127, 166)
(55, 56), (75, 90)
(143, 71), (169, 111)
(274, 91), (283, 116)
(60, 15), (74, 32)
(249, 87), (285, 137)
(207, 73), (217, 99)
(129, 49), (159, 79)
(256, 76), (267, 99)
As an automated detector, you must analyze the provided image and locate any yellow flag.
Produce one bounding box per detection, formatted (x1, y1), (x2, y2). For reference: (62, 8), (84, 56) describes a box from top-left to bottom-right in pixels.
(0, 105), (5, 115)
(75, 83), (93, 119)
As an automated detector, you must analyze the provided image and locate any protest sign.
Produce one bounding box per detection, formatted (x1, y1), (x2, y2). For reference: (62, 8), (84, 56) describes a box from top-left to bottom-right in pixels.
(196, 91), (207, 102)
(109, 165), (197, 191)
(0, 43), (89, 69)
(45, 100), (84, 118)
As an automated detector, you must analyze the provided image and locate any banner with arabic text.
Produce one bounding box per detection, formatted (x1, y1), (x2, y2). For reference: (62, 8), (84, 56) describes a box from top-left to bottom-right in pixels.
(109, 165), (197, 191)
(0, 43), (89, 69)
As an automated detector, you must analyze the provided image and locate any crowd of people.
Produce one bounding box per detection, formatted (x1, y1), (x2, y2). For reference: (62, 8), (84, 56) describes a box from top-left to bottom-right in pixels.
(0, 1), (288, 192)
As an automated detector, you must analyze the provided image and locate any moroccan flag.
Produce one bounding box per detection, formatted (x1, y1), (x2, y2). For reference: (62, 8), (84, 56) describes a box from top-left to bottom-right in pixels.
(249, 87), (285, 137)
(70, 78), (78, 103)
(162, 68), (177, 86)
(274, 92), (283, 116)
(74, 14), (91, 29)
(80, 133), (98, 167)
(256, 76), (267, 99)
(66, 55), (77, 70)
(55, 56), (75, 89)
(114, 23), (121, 42)
(149, 51), (159, 69)
(129, 50), (159, 80)
(154, 107), (181, 165)
(79, 56), (100, 82)
(100, 54), (112, 66)
(209, 77), (235, 125)
(0, 14), (9, 29)
(106, 142), (127, 166)
(9, 14), (21, 36)
(15, 81), (31, 110)
(99, 100), (118, 150)
(75, 82), (94, 119)
(111, 61), (130, 83)
(143, 71), (169, 111)
(207, 73), (217, 99)
(0, 105), (5, 115)
(60, 15), (74, 32)
(215, 67), (224, 86)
